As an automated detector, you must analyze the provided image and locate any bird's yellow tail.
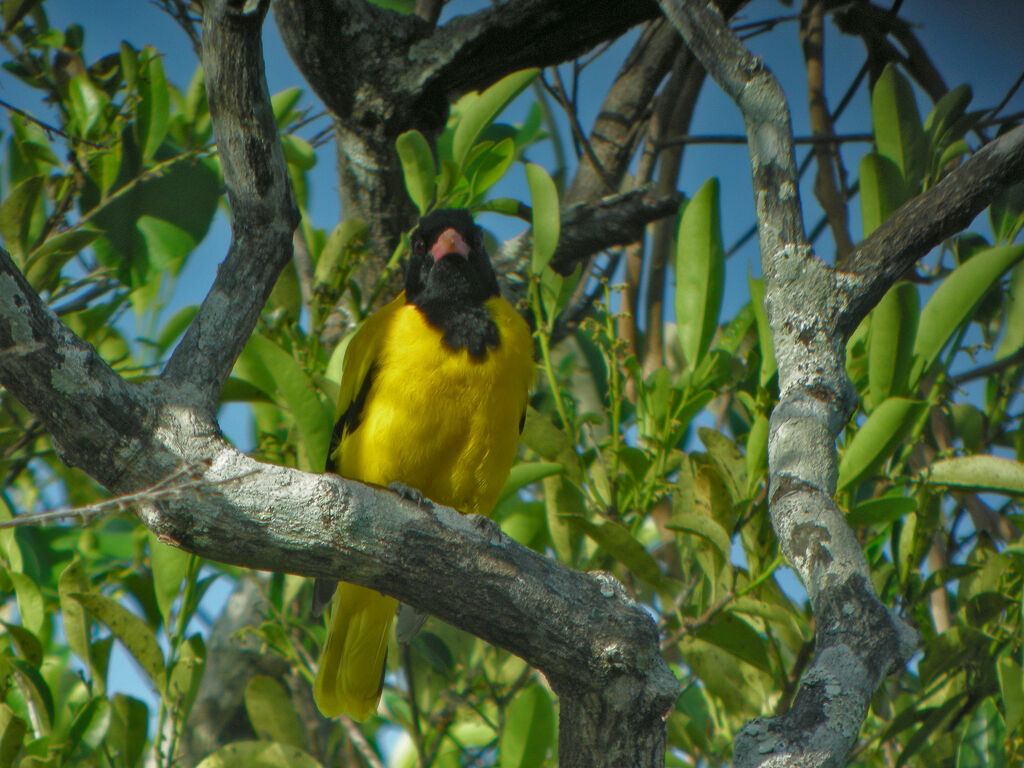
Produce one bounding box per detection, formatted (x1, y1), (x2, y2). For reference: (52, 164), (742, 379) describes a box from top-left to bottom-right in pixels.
(314, 581), (397, 720)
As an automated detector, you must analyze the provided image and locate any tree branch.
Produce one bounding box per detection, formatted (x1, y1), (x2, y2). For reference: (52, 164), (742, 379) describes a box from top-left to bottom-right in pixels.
(161, 0), (299, 413)
(842, 123), (1024, 329)
(656, 1), (918, 766)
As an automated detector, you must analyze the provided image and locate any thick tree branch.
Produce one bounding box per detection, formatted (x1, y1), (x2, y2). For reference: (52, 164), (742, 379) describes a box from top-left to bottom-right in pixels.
(842, 123), (1024, 328)
(657, 1), (918, 766)
(162, 0), (299, 414)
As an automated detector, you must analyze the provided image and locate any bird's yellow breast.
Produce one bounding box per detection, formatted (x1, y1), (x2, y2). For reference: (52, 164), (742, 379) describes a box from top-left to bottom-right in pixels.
(335, 295), (532, 516)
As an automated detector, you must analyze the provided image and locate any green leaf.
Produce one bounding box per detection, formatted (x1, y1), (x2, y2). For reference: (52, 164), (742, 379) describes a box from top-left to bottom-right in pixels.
(675, 178), (725, 369)
(542, 474), (582, 564)
(571, 517), (665, 592)
(155, 305), (199, 355)
(666, 511), (732, 559)
(234, 334), (333, 472)
(956, 698), (1006, 768)
(395, 130), (436, 214)
(745, 413), (769, 496)
(847, 495), (916, 527)
(498, 682), (555, 768)
(58, 558), (93, 677)
(871, 65), (928, 187)
(9, 658), (53, 731)
(924, 455), (1024, 495)
(910, 243), (1024, 386)
(280, 134), (315, 171)
(996, 262), (1024, 361)
(194, 741), (323, 768)
(68, 73), (109, 138)
(0, 174), (44, 262)
(62, 698), (112, 762)
(859, 152), (909, 236)
(167, 635), (205, 723)
(148, 531), (190, 627)
(837, 397), (925, 491)
(24, 226), (102, 289)
(866, 282), (918, 409)
(271, 87), (303, 129)
(244, 676), (304, 749)
(747, 275), (775, 387)
(452, 69), (538, 169)
(8, 570), (43, 635)
(497, 462), (563, 506)
(108, 695), (148, 768)
(695, 613), (772, 673)
(69, 592), (166, 692)
(1, 0), (42, 30)
(525, 163), (559, 276)
(990, 181), (1024, 245)
(0, 703), (27, 768)
(997, 656), (1024, 734)
(469, 136), (515, 202)
(924, 84), (972, 141)
(136, 48), (170, 162)
(1, 621), (41, 668)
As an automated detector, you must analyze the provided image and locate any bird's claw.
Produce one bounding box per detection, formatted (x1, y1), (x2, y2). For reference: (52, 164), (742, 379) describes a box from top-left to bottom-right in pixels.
(388, 481), (432, 509)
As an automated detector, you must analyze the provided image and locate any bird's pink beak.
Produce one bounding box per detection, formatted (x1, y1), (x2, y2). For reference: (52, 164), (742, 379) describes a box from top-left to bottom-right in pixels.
(430, 228), (470, 262)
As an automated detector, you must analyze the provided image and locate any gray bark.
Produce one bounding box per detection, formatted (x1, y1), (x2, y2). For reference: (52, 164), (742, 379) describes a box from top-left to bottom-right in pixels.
(655, 1), (1024, 766)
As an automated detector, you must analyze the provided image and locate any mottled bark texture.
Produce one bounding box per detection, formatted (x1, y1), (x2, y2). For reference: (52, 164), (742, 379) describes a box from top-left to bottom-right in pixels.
(0, 1), (679, 767)
(656, 1), (1023, 766)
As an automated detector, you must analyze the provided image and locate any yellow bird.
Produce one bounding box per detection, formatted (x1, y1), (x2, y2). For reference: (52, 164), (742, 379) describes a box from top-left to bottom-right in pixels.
(314, 209), (534, 720)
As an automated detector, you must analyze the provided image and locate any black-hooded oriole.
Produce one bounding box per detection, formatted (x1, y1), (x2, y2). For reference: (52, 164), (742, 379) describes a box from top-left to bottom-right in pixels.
(313, 209), (533, 720)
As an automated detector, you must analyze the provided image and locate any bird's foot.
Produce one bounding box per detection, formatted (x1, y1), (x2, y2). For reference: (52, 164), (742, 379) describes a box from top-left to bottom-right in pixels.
(468, 513), (505, 545)
(388, 481), (433, 510)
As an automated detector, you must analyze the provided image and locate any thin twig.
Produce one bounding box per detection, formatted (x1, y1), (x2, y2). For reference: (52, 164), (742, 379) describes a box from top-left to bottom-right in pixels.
(0, 461), (255, 529)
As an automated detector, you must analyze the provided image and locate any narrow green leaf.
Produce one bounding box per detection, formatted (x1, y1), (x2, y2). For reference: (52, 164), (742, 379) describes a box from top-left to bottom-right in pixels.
(859, 152), (909, 236)
(0, 174), (44, 262)
(911, 243), (1024, 386)
(69, 592), (166, 692)
(245, 676), (305, 749)
(571, 517), (664, 591)
(745, 413), (769, 496)
(9, 658), (53, 731)
(498, 682), (555, 768)
(8, 570), (43, 635)
(58, 558), (93, 676)
(234, 334), (334, 472)
(872, 64), (928, 187)
(997, 656), (1024, 734)
(0, 702), (27, 768)
(747, 275), (776, 387)
(148, 531), (190, 627)
(109, 695), (148, 768)
(956, 698), (1006, 768)
(395, 130), (436, 214)
(695, 613), (772, 673)
(270, 87), (303, 129)
(990, 182), (1024, 245)
(136, 48), (170, 162)
(468, 136), (515, 201)
(675, 178), (725, 369)
(314, 218), (367, 288)
(68, 73), (108, 137)
(62, 698), (112, 762)
(666, 511), (732, 559)
(542, 474), (581, 564)
(525, 163), (559, 275)
(280, 134), (315, 171)
(838, 397), (925, 491)
(924, 84), (972, 140)
(194, 741), (324, 768)
(167, 635), (205, 724)
(452, 69), (538, 169)
(847, 495), (916, 527)
(998, 262), (1024, 361)
(0, 621), (41, 668)
(497, 462), (564, 506)
(24, 226), (102, 289)
(866, 282), (918, 409)
(924, 455), (1024, 495)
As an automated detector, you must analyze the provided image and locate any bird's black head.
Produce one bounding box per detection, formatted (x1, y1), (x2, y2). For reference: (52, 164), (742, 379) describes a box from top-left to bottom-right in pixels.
(404, 209), (502, 358)
(404, 208), (500, 308)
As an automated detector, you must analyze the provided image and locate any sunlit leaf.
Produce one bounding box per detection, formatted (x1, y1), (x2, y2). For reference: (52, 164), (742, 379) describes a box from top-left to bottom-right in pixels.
(61, 698), (112, 762)
(924, 455), (1024, 495)
(525, 163), (559, 276)
(396, 130), (436, 214)
(859, 152), (908, 236)
(148, 531), (190, 627)
(847, 495), (916, 527)
(497, 462), (563, 506)
(871, 64), (928, 188)
(0, 702), (27, 768)
(195, 741), (323, 768)
(666, 511), (732, 559)
(910, 244), (1024, 386)
(996, 262), (1024, 360)
(136, 47), (170, 162)
(498, 682), (555, 768)
(0, 174), (44, 262)
(837, 397), (925, 491)
(955, 698), (1006, 768)
(8, 570), (43, 635)
(675, 178), (724, 370)
(866, 282), (918, 410)
(452, 69), (537, 169)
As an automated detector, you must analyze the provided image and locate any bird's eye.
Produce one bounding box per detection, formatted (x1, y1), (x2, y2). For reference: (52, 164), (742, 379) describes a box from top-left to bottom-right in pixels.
(411, 235), (426, 256)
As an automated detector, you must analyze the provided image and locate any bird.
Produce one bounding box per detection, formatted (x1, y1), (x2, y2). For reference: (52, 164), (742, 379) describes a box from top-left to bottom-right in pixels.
(313, 208), (534, 720)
